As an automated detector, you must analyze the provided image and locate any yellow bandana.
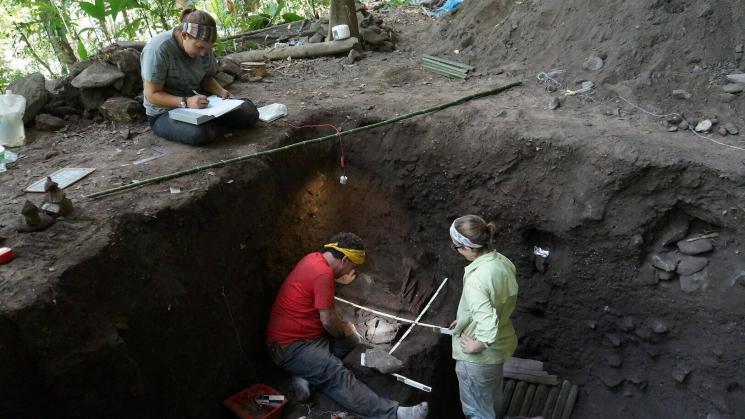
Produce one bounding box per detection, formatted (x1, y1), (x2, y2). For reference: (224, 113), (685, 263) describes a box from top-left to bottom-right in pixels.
(324, 243), (366, 265)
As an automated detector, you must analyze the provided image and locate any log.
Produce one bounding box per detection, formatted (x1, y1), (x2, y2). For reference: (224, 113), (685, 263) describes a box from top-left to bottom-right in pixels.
(507, 381), (527, 417)
(551, 380), (572, 419)
(530, 384), (550, 417)
(518, 384), (537, 416)
(500, 379), (516, 419)
(542, 387), (559, 418)
(560, 385), (579, 419)
(225, 37), (359, 63)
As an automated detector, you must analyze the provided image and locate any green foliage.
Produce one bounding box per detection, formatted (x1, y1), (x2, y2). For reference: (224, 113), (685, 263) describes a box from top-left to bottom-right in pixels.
(2, 0), (331, 78)
(0, 65), (25, 93)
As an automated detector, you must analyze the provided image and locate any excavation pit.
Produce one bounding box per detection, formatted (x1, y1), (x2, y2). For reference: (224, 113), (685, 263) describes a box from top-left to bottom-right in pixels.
(1, 109), (744, 419)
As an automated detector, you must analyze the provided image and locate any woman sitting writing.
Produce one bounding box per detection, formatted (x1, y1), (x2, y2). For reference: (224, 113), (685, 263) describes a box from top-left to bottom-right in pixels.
(141, 8), (259, 146)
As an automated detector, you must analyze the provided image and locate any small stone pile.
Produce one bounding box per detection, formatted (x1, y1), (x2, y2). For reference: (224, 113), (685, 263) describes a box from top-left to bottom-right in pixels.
(662, 113), (740, 137)
(638, 214), (719, 293)
(7, 41), (243, 131)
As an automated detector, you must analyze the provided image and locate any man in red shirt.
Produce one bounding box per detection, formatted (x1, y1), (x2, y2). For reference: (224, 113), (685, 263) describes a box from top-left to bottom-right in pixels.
(266, 232), (428, 419)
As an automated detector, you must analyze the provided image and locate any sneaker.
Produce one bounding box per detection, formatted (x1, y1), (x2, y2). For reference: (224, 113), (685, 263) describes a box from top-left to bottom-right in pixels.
(290, 375), (311, 402)
(397, 401), (428, 419)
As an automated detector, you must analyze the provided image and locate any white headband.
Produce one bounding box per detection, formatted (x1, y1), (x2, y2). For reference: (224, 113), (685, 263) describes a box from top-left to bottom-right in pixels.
(450, 221), (483, 248)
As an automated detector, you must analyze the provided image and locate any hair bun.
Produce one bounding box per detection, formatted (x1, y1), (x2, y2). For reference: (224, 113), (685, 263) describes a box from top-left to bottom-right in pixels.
(180, 7), (195, 22)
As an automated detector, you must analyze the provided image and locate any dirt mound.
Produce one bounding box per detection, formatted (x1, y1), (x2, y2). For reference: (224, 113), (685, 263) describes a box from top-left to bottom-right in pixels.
(430, 0), (744, 110)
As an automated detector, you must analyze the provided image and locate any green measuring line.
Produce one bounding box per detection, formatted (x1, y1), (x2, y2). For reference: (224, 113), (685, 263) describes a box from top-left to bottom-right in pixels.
(87, 81), (522, 199)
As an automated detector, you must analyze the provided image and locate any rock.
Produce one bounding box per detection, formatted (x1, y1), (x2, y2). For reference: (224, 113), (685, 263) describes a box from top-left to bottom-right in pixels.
(678, 120), (690, 130)
(722, 84), (745, 94)
(737, 44), (745, 54)
(726, 73), (745, 84)
(605, 333), (622, 347)
(309, 32), (325, 43)
(637, 264), (658, 285)
(8, 72), (49, 124)
(619, 316), (635, 332)
(309, 21), (323, 33)
(724, 123), (739, 135)
(548, 97), (561, 110)
(697, 3), (713, 18)
(719, 93), (738, 103)
(680, 270), (708, 293)
(634, 326), (652, 341)
(72, 62), (125, 88)
(360, 27), (389, 45)
(652, 319), (669, 334)
(599, 368), (624, 387)
(363, 348), (403, 374)
(79, 86), (118, 111)
(657, 270), (674, 281)
(695, 119), (713, 132)
(677, 238), (713, 255)
(718, 127), (728, 136)
(652, 253), (677, 272)
(666, 114), (683, 124)
(729, 271), (745, 287)
(673, 89), (691, 100)
(677, 256), (709, 275)
(213, 71), (234, 87)
(218, 57), (242, 76)
(343, 49), (362, 65)
(34, 113), (66, 131)
(605, 352), (623, 368)
(583, 55), (604, 71)
(363, 317), (398, 344)
(112, 48), (141, 73)
(671, 364), (691, 383)
(660, 214), (690, 245)
(587, 320), (597, 329)
(99, 97), (144, 123)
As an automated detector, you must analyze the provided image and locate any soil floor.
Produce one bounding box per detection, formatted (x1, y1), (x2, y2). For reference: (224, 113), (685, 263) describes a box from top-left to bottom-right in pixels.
(2, 5), (745, 419)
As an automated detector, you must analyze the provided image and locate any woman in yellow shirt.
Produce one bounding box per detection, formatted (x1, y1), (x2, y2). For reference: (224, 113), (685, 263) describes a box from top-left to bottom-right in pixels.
(449, 214), (519, 419)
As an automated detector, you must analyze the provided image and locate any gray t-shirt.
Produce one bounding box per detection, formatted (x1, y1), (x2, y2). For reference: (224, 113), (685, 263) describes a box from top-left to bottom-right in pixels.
(140, 29), (218, 116)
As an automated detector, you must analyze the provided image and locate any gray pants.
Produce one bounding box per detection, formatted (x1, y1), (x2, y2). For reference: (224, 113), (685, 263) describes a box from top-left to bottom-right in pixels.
(269, 334), (399, 419)
(455, 360), (504, 419)
(148, 99), (258, 146)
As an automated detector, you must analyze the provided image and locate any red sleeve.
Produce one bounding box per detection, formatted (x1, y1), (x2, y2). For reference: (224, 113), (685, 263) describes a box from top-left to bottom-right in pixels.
(313, 273), (335, 309)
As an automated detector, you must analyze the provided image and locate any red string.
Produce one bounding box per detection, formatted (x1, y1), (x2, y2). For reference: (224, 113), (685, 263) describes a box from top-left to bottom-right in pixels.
(289, 123), (345, 170)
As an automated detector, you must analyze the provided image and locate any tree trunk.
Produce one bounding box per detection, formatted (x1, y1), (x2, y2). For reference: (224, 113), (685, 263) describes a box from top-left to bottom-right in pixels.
(327, 0), (360, 40)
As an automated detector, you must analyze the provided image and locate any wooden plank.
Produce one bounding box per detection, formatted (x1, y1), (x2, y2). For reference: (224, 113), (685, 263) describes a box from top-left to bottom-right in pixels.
(505, 357), (545, 371)
(503, 371), (560, 385)
(518, 384), (536, 416)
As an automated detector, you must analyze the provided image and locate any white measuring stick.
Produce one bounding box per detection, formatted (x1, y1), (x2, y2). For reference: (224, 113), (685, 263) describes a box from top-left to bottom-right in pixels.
(334, 296), (448, 332)
(392, 373), (432, 392)
(361, 352), (433, 392)
(389, 277), (449, 355)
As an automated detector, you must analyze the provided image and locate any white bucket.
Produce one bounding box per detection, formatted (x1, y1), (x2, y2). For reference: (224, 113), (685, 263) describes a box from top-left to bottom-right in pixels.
(332, 24), (351, 41)
(0, 90), (26, 147)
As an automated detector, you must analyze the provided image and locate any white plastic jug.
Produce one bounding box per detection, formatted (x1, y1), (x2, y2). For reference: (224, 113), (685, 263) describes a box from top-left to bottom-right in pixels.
(0, 90), (27, 147)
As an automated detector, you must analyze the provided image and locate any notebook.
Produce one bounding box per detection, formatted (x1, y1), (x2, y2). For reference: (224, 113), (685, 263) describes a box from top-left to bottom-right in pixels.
(168, 96), (244, 125)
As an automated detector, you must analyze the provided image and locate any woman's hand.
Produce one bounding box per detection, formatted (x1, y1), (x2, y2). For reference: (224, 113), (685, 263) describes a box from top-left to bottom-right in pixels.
(219, 89), (232, 99)
(187, 95), (209, 108)
(459, 333), (486, 354)
(449, 320), (457, 329)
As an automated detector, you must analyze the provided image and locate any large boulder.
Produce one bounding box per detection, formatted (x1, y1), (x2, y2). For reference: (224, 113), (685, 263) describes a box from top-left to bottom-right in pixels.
(112, 48), (141, 73)
(34, 113), (66, 131)
(99, 97), (144, 122)
(213, 72), (235, 87)
(71, 62), (125, 89)
(8, 73), (49, 124)
(218, 58), (242, 77)
(79, 86), (118, 111)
